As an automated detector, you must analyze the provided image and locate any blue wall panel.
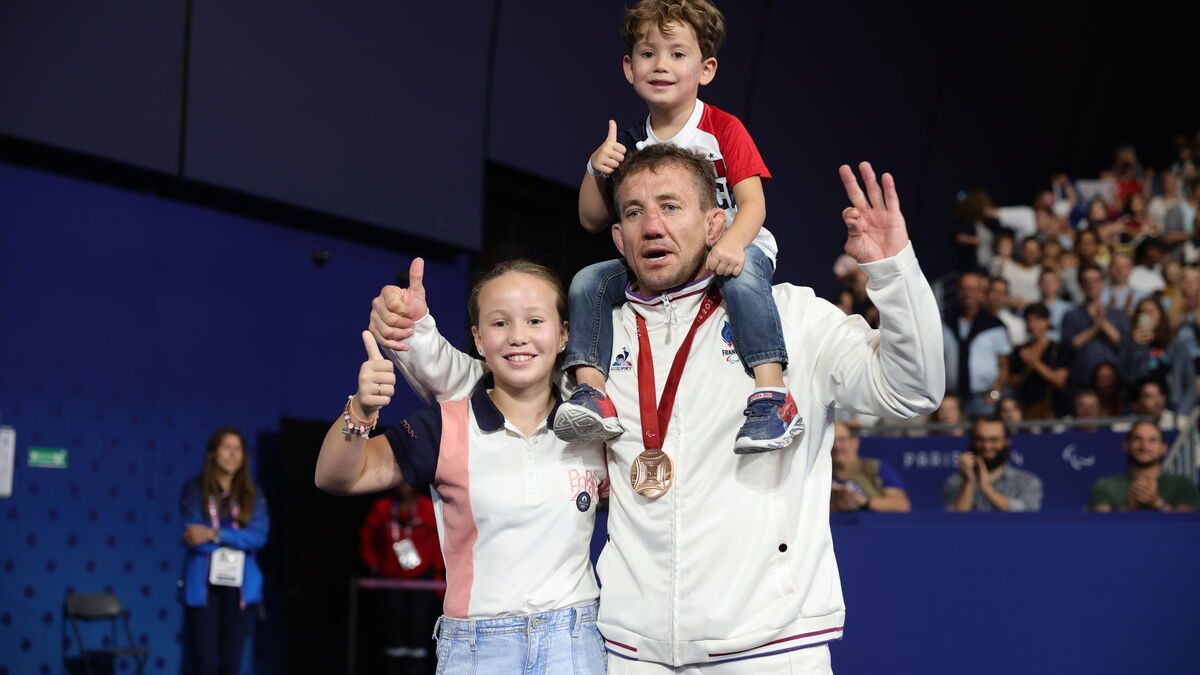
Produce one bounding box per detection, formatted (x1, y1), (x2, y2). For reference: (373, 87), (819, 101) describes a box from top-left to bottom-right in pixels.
(858, 430), (1154, 512)
(0, 161), (470, 674)
(828, 513), (1198, 675)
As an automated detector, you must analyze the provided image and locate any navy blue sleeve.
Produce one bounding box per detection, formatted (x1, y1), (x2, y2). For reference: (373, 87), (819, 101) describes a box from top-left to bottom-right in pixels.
(605, 123), (649, 207)
(617, 123), (646, 151)
(383, 405), (443, 490)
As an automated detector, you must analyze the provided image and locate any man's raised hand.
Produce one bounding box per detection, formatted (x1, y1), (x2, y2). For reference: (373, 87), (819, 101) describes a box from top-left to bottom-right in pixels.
(839, 162), (908, 264)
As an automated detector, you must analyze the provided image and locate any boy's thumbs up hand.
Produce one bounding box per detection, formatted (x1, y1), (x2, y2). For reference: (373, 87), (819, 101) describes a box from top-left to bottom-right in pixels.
(588, 119), (627, 177)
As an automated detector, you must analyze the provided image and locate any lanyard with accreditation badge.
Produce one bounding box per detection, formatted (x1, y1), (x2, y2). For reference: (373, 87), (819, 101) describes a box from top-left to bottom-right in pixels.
(631, 285), (722, 498)
(207, 494), (246, 588)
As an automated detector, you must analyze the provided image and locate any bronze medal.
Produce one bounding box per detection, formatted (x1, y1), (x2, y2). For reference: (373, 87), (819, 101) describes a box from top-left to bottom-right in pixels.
(630, 449), (674, 498)
(631, 286), (722, 501)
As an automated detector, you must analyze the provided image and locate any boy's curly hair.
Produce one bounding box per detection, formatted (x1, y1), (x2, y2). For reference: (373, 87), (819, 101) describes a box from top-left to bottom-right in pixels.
(621, 0), (726, 61)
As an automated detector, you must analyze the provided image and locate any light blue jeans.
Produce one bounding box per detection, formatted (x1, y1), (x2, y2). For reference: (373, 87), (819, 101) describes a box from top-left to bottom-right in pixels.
(434, 602), (606, 675)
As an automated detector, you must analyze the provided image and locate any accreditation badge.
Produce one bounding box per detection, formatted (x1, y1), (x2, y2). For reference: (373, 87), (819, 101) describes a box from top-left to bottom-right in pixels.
(208, 547), (246, 587)
(392, 538), (422, 571)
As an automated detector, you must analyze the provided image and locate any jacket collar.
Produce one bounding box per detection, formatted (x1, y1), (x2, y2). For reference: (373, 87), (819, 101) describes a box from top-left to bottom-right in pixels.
(469, 373), (562, 433)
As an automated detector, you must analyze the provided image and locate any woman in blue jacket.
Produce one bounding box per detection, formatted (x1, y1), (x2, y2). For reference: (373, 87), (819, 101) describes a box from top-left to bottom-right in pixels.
(180, 426), (269, 675)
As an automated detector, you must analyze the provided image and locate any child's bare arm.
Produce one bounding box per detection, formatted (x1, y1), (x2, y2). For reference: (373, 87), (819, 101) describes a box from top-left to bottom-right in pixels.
(580, 174), (614, 234)
(579, 120), (626, 233)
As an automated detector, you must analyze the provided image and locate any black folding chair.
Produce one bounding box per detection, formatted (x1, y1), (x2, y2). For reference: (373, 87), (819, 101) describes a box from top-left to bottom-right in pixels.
(64, 593), (150, 675)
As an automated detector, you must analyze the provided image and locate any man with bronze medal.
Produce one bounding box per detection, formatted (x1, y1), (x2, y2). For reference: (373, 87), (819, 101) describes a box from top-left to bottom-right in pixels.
(370, 144), (944, 673)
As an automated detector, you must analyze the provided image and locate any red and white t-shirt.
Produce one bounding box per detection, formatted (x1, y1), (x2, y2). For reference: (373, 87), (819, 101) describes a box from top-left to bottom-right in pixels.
(619, 100), (776, 262)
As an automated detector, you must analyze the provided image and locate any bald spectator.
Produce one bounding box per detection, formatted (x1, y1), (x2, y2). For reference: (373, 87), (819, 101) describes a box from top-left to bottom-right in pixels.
(830, 422), (911, 513)
(944, 417), (1043, 512)
(1089, 422), (1199, 512)
(944, 272), (1011, 417)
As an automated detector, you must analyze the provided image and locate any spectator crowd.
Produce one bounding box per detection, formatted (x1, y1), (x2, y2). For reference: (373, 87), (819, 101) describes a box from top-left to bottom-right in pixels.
(828, 134), (1200, 514)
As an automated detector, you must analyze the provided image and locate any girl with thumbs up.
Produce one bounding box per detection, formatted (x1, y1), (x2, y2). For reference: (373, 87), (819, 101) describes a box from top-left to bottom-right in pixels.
(316, 260), (607, 675)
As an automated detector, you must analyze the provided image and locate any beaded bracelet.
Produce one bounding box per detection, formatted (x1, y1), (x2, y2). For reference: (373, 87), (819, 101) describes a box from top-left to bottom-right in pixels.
(342, 396), (378, 439)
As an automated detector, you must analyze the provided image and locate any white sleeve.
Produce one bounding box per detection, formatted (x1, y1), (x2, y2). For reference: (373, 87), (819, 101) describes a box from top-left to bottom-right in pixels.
(384, 312), (485, 404)
(801, 242), (945, 419)
(996, 205), (1037, 239)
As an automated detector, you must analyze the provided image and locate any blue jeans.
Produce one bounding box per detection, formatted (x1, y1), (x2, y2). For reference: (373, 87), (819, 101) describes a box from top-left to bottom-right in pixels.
(563, 247), (787, 377)
(433, 602), (605, 675)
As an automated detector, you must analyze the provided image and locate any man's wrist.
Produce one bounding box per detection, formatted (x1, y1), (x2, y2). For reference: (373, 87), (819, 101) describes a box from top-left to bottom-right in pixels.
(859, 241), (916, 279)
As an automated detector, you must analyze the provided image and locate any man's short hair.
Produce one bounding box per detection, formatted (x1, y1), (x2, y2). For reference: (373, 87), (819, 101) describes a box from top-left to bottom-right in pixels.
(612, 143), (718, 213)
(1077, 262), (1104, 285)
(1024, 302), (1050, 320)
(972, 416), (1011, 440)
(1123, 420), (1162, 444)
(1135, 378), (1163, 397)
(621, 0), (727, 61)
(958, 271), (986, 287)
(1136, 237), (1166, 262)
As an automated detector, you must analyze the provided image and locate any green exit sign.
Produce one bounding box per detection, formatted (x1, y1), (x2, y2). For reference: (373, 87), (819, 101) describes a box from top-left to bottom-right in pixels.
(28, 447), (68, 469)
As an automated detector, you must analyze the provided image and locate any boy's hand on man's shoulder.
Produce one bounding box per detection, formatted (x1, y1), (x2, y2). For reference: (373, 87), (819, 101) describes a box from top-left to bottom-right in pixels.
(705, 238), (745, 277)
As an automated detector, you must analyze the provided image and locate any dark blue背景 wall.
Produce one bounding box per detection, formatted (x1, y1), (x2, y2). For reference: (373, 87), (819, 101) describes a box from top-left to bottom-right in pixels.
(0, 1), (489, 249)
(827, 512), (1199, 675)
(0, 160), (470, 675)
(7, 1), (1199, 291)
(587, 511), (1199, 674)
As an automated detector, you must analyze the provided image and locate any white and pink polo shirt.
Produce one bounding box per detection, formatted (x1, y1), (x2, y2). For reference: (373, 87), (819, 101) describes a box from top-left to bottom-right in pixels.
(385, 374), (606, 619)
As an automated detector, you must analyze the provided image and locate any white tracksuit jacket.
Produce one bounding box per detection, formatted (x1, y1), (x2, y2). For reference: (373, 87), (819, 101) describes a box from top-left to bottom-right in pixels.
(388, 242), (944, 666)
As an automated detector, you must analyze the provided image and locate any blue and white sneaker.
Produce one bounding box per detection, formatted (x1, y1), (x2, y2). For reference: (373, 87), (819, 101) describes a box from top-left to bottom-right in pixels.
(733, 390), (805, 454)
(553, 384), (623, 443)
